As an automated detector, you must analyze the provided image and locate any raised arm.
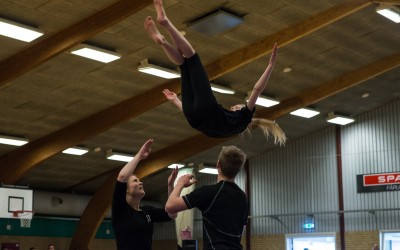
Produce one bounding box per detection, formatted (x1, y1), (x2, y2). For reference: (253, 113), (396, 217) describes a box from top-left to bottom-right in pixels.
(166, 166), (179, 219)
(246, 43), (278, 111)
(163, 89), (183, 111)
(165, 174), (196, 214)
(117, 139), (153, 182)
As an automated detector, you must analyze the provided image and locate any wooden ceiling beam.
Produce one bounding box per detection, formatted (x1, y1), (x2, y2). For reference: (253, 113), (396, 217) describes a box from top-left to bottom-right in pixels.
(371, 0), (400, 5)
(0, 0), (152, 89)
(69, 50), (400, 250)
(0, 79), (180, 183)
(60, 1), (373, 249)
(0, 0), (372, 184)
(204, 0), (371, 79)
(134, 51), (400, 179)
(257, 51), (400, 119)
(69, 169), (119, 250)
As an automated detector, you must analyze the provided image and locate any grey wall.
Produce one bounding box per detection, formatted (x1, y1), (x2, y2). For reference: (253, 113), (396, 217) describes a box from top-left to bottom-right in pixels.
(250, 99), (400, 235)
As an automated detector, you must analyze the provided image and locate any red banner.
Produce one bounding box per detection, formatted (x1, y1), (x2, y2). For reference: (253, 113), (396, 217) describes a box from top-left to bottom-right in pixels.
(364, 173), (400, 186)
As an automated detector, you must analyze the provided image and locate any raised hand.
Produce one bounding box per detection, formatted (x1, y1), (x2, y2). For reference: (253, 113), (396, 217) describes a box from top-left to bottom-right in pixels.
(177, 174), (197, 188)
(168, 166), (179, 186)
(136, 139), (153, 160)
(269, 43), (278, 66)
(162, 89), (178, 101)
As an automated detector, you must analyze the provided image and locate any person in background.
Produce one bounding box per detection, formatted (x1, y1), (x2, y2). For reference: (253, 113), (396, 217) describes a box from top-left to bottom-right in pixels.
(111, 138), (178, 250)
(166, 145), (249, 249)
(47, 244), (55, 250)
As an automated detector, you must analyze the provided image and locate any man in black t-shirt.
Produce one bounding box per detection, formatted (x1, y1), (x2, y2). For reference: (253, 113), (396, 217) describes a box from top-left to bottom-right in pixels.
(166, 145), (248, 250)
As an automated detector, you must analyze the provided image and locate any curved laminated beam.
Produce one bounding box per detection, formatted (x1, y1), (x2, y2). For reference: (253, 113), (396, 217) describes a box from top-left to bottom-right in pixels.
(69, 169), (119, 250)
(126, 51), (400, 182)
(371, 0), (400, 4)
(0, 1), (373, 248)
(0, 79), (180, 184)
(0, 0), (371, 184)
(257, 51), (400, 119)
(0, 0), (152, 89)
(204, 0), (371, 79)
(71, 49), (400, 250)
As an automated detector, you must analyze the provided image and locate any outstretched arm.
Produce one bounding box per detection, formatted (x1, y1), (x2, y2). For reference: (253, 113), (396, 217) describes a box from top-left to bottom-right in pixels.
(117, 139), (153, 183)
(163, 89), (183, 111)
(246, 43), (278, 111)
(165, 174), (196, 214)
(166, 167), (179, 219)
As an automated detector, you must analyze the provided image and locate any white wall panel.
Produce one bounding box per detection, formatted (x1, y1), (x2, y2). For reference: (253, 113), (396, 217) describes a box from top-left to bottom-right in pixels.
(250, 127), (339, 235)
(341, 100), (400, 231)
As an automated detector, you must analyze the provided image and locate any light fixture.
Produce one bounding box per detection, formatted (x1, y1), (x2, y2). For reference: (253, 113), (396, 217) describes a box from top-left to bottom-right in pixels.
(282, 67), (292, 73)
(210, 83), (235, 95)
(106, 150), (134, 162)
(327, 112), (355, 125)
(0, 135), (29, 146)
(376, 4), (400, 23)
(167, 163), (185, 169)
(188, 8), (243, 36)
(62, 146), (89, 156)
(138, 59), (180, 79)
(70, 44), (121, 63)
(198, 164), (218, 175)
(290, 107), (320, 118)
(247, 94), (280, 108)
(0, 17), (43, 42)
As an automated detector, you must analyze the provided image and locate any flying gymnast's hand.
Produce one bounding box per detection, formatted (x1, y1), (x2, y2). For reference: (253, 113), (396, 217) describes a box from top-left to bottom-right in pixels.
(162, 89), (183, 111)
(162, 89), (178, 101)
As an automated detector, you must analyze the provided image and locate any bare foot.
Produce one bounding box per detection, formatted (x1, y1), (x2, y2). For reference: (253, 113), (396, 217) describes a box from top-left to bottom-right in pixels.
(154, 0), (169, 26)
(144, 16), (165, 45)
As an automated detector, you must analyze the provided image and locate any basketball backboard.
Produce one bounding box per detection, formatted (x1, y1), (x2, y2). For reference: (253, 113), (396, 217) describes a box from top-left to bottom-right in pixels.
(0, 186), (33, 219)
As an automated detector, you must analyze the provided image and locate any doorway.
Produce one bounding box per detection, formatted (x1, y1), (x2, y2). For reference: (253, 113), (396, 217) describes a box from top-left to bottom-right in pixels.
(380, 230), (400, 250)
(286, 232), (336, 250)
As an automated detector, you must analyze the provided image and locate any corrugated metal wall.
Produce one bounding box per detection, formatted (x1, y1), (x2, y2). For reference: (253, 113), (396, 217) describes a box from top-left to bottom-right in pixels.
(341, 100), (400, 231)
(250, 126), (339, 235)
(249, 99), (400, 235)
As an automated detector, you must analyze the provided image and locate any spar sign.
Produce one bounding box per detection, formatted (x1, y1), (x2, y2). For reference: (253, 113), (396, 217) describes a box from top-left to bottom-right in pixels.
(357, 172), (400, 193)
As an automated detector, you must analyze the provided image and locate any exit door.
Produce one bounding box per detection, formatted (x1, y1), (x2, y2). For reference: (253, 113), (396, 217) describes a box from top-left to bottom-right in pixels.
(286, 232), (336, 250)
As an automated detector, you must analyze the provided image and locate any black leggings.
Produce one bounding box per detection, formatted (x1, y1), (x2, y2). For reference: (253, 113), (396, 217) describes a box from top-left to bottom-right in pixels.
(179, 54), (219, 125)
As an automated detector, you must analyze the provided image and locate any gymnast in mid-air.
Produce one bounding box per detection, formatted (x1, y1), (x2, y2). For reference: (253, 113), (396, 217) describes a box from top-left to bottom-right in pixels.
(144, 0), (286, 144)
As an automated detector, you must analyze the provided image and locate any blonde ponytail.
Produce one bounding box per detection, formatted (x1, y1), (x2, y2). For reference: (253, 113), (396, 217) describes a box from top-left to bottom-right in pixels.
(249, 118), (286, 145)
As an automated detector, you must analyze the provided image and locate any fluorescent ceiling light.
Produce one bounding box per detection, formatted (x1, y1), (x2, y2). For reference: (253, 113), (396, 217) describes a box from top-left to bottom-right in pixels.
(210, 83), (235, 95)
(199, 164), (218, 175)
(106, 150), (134, 162)
(290, 108), (320, 118)
(376, 4), (400, 23)
(62, 147), (89, 156)
(167, 163), (185, 169)
(70, 44), (121, 63)
(247, 95), (279, 108)
(0, 17), (43, 42)
(0, 135), (29, 146)
(327, 112), (355, 125)
(138, 59), (180, 79)
(199, 167), (218, 175)
(256, 96), (279, 107)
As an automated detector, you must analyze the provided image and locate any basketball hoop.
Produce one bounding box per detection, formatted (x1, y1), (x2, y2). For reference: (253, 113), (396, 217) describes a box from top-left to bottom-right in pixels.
(12, 210), (34, 228)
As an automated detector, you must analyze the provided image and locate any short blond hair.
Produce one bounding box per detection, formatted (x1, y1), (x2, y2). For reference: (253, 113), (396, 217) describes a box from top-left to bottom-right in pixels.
(218, 146), (247, 179)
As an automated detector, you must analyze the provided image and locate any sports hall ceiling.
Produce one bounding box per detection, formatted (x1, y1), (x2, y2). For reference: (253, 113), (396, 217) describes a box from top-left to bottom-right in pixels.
(0, 0), (399, 200)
